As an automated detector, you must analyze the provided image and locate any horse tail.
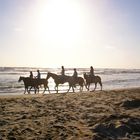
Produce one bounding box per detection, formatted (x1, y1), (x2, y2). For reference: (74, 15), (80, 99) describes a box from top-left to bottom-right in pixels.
(97, 76), (102, 90)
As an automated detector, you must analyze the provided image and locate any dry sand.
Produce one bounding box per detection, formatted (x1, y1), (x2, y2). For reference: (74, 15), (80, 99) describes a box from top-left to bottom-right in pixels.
(0, 88), (140, 140)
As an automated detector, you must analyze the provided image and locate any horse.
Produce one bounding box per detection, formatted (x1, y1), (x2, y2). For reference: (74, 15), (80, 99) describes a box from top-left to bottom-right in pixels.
(83, 73), (102, 91)
(46, 72), (71, 93)
(46, 72), (86, 93)
(18, 76), (50, 94)
(35, 78), (50, 93)
(67, 76), (86, 93)
(18, 77), (38, 94)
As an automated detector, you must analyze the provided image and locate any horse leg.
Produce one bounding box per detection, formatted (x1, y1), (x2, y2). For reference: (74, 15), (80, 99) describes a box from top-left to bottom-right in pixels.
(56, 85), (59, 93)
(28, 86), (32, 93)
(43, 84), (50, 94)
(79, 86), (81, 92)
(24, 87), (27, 94)
(27, 86), (30, 94)
(33, 86), (37, 94)
(78, 85), (81, 92)
(87, 84), (90, 91)
(33, 86), (36, 94)
(72, 86), (75, 93)
(23, 85), (26, 94)
(43, 84), (47, 94)
(84, 82), (88, 91)
(94, 83), (97, 91)
(67, 87), (70, 93)
(67, 85), (71, 93)
(81, 82), (84, 92)
(47, 86), (50, 93)
(81, 85), (83, 92)
(54, 85), (58, 92)
(54, 86), (56, 91)
(24, 85), (29, 94)
(70, 84), (75, 93)
(34, 86), (39, 94)
(57, 86), (59, 93)
(99, 81), (102, 91)
(85, 82), (89, 91)
(43, 86), (46, 94)
(37, 86), (39, 93)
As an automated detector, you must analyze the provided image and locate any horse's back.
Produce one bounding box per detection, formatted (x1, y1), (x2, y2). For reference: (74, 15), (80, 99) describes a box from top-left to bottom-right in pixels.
(68, 76), (84, 86)
(38, 78), (48, 85)
(21, 77), (37, 87)
(78, 77), (84, 82)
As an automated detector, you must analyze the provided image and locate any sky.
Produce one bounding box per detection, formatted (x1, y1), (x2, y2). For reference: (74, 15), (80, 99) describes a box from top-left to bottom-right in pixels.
(0, 0), (140, 68)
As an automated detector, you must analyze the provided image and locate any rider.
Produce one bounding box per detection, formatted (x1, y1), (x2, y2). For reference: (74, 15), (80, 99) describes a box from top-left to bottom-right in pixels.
(90, 66), (94, 77)
(73, 68), (78, 79)
(60, 66), (65, 82)
(36, 70), (41, 79)
(73, 68), (78, 87)
(61, 66), (65, 76)
(29, 71), (33, 79)
(90, 66), (94, 82)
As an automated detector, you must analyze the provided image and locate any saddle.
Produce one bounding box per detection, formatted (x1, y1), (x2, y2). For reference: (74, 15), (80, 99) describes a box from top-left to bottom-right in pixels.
(89, 75), (95, 82)
(59, 75), (65, 83)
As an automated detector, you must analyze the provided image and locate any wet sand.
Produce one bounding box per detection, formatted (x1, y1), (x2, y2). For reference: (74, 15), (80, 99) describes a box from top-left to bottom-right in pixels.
(0, 88), (140, 140)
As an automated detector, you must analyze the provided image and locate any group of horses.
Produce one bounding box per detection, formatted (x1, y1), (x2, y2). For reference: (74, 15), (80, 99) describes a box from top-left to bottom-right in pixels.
(18, 72), (102, 94)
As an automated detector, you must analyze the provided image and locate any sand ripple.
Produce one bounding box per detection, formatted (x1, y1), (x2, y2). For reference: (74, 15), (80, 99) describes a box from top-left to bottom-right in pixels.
(0, 88), (140, 139)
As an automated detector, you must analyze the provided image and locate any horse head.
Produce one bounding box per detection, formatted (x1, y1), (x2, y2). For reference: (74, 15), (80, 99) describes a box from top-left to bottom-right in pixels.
(46, 72), (58, 80)
(83, 73), (88, 79)
(46, 72), (51, 80)
(18, 76), (24, 82)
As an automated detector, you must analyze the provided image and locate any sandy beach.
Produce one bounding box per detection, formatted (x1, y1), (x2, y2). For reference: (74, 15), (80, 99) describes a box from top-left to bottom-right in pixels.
(0, 88), (140, 140)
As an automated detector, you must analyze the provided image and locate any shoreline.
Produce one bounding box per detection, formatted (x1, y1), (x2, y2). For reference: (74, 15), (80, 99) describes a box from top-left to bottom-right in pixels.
(0, 87), (140, 97)
(0, 88), (140, 139)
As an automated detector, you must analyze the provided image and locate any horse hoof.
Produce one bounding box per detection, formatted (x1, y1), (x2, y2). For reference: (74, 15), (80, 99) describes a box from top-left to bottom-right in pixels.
(90, 90), (95, 92)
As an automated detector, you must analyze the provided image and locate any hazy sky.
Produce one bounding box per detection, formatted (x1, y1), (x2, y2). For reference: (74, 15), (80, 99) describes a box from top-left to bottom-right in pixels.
(0, 0), (140, 68)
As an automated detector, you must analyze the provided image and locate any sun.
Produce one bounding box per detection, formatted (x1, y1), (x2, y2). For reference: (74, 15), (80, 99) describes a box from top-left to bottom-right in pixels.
(38, 0), (85, 48)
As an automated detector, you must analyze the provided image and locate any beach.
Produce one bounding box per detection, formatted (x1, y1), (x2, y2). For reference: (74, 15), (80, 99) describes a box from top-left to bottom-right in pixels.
(0, 88), (140, 140)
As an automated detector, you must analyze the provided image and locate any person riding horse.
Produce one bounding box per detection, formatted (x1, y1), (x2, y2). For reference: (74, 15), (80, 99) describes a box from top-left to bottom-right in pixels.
(90, 66), (95, 81)
(60, 66), (65, 83)
(36, 70), (41, 79)
(29, 71), (33, 79)
(73, 68), (78, 78)
(61, 66), (65, 76)
(73, 68), (78, 87)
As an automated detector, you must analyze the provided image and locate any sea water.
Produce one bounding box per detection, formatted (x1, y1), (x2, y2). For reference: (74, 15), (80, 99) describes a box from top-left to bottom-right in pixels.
(0, 67), (140, 95)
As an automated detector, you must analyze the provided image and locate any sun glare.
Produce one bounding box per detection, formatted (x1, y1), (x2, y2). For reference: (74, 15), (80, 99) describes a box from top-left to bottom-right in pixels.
(38, 0), (85, 48)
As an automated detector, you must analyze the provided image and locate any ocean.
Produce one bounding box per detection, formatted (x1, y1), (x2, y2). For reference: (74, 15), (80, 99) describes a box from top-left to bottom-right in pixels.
(0, 67), (140, 95)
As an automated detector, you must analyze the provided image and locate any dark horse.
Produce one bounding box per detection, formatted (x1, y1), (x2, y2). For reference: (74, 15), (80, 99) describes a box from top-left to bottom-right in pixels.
(46, 72), (85, 93)
(67, 76), (86, 93)
(83, 73), (102, 91)
(18, 76), (50, 94)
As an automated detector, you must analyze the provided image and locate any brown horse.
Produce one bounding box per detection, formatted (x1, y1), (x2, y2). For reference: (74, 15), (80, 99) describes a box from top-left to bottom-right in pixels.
(67, 76), (86, 93)
(46, 72), (85, 93)
(18, 76), (50, 94)
(83, 73), (102, 91)
(46, 72), (71, 93)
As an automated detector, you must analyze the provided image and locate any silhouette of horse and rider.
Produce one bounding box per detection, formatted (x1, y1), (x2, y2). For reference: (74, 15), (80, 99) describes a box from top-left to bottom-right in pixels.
(84, 66), (102, 91)
(18, 70), (50, 94)
(46, 67), (85, 93)
(18, 66), (102, 94)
